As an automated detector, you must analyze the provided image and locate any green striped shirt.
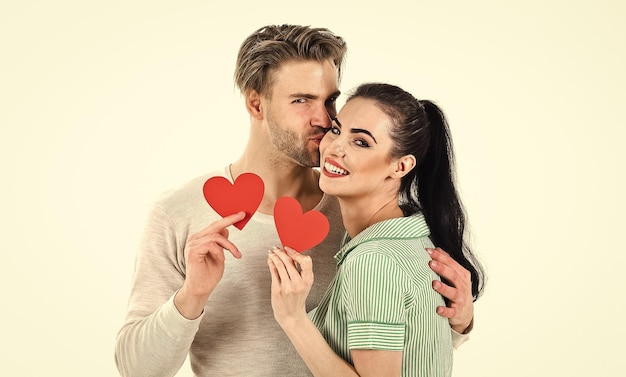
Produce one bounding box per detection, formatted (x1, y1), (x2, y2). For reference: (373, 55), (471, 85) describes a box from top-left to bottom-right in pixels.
(309, 214), (453, 376)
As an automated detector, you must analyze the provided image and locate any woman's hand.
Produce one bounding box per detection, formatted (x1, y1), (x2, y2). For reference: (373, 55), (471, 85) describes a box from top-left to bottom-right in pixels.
(269, 247), (396, 377)
(267, 246), (314, 329)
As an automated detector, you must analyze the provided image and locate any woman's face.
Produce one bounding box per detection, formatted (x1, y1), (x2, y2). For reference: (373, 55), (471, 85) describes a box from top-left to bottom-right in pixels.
(319, 97), (402, 200)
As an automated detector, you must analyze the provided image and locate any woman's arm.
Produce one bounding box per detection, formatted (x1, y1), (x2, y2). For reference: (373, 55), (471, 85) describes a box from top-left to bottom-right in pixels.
(351, 350), (402, 377)
(268, 248), (401, 377)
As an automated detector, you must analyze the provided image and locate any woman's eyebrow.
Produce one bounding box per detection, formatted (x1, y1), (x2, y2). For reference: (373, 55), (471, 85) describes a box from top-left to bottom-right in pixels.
(350, 128), (377, 144)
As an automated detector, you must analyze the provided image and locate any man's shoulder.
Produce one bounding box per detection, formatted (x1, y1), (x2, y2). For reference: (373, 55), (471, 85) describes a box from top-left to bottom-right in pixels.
(151, 167), (228, 217)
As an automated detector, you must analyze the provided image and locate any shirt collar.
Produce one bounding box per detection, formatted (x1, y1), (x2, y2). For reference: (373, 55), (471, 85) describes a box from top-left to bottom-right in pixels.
(335, 213), (430, 265)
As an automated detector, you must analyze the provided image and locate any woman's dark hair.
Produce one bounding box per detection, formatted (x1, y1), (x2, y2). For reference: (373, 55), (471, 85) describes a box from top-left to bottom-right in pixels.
(347, 83), (485, 300)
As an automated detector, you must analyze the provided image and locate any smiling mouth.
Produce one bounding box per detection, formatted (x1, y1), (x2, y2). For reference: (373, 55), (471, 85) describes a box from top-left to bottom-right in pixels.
(324, 161), (349, 175)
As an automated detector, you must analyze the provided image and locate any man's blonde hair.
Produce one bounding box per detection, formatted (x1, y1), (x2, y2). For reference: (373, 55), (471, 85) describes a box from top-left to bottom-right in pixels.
(234, 24), (347, 96)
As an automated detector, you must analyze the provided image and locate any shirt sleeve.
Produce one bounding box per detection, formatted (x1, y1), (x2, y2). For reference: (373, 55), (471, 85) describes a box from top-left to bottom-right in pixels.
(451, 327), (470, 349)
(341, 252), (410, 351)
(114, 204), (200, 377)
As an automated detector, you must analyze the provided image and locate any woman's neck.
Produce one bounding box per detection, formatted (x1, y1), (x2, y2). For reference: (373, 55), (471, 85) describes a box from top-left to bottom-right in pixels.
(338, 195), (404, 239)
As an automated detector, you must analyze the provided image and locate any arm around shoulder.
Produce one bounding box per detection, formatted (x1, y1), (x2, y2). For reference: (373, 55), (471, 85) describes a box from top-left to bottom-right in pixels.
(450, 318), (473, 350)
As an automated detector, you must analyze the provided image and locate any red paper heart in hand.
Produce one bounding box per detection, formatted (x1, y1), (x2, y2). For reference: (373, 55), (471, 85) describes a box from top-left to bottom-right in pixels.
(274, 196), (330, 253)
(203, 173), (264, 230)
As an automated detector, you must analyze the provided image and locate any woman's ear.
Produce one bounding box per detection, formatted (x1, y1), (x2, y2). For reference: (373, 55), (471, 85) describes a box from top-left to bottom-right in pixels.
(245, 90), (264, 120)
(392, 155), (416, 178)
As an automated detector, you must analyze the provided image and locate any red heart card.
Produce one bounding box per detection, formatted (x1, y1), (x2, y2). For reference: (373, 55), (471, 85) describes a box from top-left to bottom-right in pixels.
(203, 173), (264, 230)
(274, 196), (330, 253)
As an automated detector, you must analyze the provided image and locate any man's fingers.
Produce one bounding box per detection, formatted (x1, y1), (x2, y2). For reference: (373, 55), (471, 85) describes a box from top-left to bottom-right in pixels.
(427, 248), (475, 332)
(428, 247), (450, 258)
(428, 247), (471, 281)
(429, 259), (459, 287)
(192, 212), (247, 239)
(220, 240), (242, 259)
(191, 236), (242, 259)
(427, 248), (457, 273)
(435, 305), (456, 319)
(215, 211), (247, 228)
(432, 280), (458, 302)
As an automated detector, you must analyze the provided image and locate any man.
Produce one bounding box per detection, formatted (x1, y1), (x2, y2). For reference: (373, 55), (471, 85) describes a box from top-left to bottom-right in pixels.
(115, 24), (476, 377)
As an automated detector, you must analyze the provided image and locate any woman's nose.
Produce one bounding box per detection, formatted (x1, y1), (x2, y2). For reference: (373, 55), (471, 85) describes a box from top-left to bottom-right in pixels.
(329, 138), (345, 157)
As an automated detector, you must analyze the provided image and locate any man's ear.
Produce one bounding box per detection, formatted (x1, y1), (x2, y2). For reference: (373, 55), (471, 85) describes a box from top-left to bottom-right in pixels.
(392, 155), (416, 178)
(245, 90), (264, 120)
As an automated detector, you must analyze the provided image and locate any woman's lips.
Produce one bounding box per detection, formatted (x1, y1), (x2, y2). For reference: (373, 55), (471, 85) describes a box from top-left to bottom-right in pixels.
(322, 159), (349, 176)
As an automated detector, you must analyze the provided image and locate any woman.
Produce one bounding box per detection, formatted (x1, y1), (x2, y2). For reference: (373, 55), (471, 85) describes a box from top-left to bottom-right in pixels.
(268, 83), (485, 376)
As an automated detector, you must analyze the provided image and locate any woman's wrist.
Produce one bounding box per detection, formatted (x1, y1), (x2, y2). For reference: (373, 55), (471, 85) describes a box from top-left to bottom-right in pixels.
(277, 312), (310, 333)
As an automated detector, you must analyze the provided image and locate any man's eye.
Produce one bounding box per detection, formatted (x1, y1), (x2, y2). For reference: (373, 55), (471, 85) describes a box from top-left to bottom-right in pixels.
(293, 98), (306, 104)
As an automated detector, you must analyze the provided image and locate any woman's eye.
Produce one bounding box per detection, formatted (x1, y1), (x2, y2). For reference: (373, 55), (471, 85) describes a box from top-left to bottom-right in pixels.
(354, 139), (369, 147)
(330, 126), (341, 135)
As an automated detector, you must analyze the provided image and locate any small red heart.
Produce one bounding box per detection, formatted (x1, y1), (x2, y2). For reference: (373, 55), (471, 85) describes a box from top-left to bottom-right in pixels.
(203, 173), (264, 230)
(274, 196), (330, 253)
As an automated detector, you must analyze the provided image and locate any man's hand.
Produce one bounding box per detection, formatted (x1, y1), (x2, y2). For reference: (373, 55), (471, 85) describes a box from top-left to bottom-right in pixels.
(174, 212), (245, 319)
(427, 247), (474, 334)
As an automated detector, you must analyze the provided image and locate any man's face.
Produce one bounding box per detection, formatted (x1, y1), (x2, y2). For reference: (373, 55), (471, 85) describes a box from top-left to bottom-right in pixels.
(264, 59), (340, 167)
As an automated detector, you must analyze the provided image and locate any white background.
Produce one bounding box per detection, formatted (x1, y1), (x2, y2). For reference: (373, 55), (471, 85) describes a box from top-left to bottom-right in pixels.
(1, 1), (625, 376)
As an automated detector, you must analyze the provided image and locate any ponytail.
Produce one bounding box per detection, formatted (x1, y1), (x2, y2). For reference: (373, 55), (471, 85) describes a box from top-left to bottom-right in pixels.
(417, 100), (484, 300)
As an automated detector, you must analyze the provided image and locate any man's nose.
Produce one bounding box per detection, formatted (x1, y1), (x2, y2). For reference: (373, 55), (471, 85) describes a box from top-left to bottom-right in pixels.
(312, 104), (332, 129)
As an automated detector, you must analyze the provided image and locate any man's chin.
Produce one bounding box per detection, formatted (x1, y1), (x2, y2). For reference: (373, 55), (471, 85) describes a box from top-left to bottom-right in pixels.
(311, 151), (321, 167)
(295, 158), (318, 169)
(296, 153), (320, 168)
(295, 148), (320, 168)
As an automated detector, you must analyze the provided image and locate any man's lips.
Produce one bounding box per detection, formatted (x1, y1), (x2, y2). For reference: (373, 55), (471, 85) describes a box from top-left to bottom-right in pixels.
(310, 133), (325, 144)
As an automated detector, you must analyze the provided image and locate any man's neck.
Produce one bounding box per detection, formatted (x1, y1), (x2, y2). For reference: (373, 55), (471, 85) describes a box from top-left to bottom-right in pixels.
(229, 157), (323, 214)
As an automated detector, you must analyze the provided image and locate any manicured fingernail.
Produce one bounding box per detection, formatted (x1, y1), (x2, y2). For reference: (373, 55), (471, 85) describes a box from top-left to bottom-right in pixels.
(426, 248), (433, 254)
